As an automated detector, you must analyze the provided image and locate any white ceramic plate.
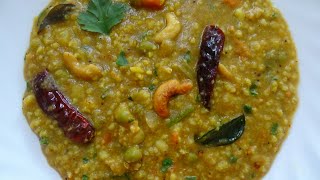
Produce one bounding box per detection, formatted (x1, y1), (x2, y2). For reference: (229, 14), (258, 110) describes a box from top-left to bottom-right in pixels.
(0, 0), (319, 179)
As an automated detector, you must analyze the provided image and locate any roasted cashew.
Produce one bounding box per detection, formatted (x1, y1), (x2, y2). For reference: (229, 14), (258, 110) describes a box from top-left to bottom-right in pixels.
(63, 52), (103, 81)
(154, 13), (182, 43)
(153, 79), (193, 118)
(218, 64), (233, 80)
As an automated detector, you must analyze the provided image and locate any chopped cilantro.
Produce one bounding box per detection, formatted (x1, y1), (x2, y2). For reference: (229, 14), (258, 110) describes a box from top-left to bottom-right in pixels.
(183, 51), (191, 62)
(249, 83), (258, 96)
(153, 68), (158, 77)
(83, 157), (89, 164)
(160, 158), (173, 173)
(116, 51), (128, 66)
(101, 91), (109, 100)
(82, 175), (89, 180)
(78, 0), (128, 35)
(209, 4), (215, 11)
(39, 136), (49, 145)
(195, 94), (201, 102)
(101, 94), (107, 100)
(251, 172), (256, 178)
(271, 123), (279, 135)
(243, 104), (252, 114)
(229, 155), (238, 164)
(185, 176), (197, 180)
(26, 81), (32, 91)
(148, 84), (156, 91)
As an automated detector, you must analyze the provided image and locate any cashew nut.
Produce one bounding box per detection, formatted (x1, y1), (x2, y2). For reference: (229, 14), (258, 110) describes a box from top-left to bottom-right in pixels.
(153, 79), (193, 118)
(63, 52), (103, 81)
(218, 64), (234, 80)
(154, 13), (182, 43)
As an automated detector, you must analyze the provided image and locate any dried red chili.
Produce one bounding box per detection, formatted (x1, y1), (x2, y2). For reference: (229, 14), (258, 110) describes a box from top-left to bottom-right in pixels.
(33, 70), (95, 144)
(196, 25), (225, 109)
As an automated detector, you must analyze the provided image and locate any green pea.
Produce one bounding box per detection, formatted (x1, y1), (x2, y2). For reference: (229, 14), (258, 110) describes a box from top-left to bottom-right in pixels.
(124, 146), (143, 163)
(114, 103), (135, 123)
(132, 130), (145, 144)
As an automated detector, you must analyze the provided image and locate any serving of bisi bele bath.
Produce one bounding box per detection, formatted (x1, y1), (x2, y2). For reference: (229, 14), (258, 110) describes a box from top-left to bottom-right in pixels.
(22, 0), (299, 179)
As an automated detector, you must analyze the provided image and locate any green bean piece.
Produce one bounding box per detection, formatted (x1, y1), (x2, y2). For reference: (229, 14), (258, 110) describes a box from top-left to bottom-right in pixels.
(168, 106), (195, 127)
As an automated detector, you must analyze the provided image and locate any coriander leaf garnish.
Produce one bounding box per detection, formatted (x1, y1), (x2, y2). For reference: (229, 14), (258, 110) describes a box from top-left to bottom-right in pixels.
(148, 84), (156, 91)
(229, 155), (238, 164)
(38, 4), (75, 33)
(249, 82), (258, 96)
(243, 104), (252, 114)
(185, 176), (197, 180)
(183, 50), (191, 62)
(78, 0), (128, 35)
(116, 51), (128, 66)
(82, 157), (90, 164)
(39, 136), (49, 145)
(26, 81), (32, 91)
(82, 175), (89, 180)
(160, 157), (173, 173)
(271, 123), (279, 135)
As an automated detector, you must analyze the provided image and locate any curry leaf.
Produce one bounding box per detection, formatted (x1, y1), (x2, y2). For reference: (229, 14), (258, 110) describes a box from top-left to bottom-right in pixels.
(38, 4), (75, 33)
(78, 0), (128, 35)
(195, 115), (245, 146)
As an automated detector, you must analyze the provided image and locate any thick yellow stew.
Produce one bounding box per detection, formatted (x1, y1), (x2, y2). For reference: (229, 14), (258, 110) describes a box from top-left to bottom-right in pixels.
(23, 0), (299, 179)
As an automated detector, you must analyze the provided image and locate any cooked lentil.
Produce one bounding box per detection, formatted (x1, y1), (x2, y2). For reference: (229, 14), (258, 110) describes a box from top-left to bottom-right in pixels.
(22, 0), (299, 179)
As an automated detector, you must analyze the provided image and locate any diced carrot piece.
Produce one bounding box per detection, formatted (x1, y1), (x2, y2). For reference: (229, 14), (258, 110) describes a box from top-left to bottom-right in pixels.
(286, 91), (292, 97)
(170, 132), (179, 145)
(144, 0), (164, 8)
(103, 133), (113, 145)
(131, 0), (165, 9)
(234, 38), (251, 58)
(223, 0), (241, 8)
